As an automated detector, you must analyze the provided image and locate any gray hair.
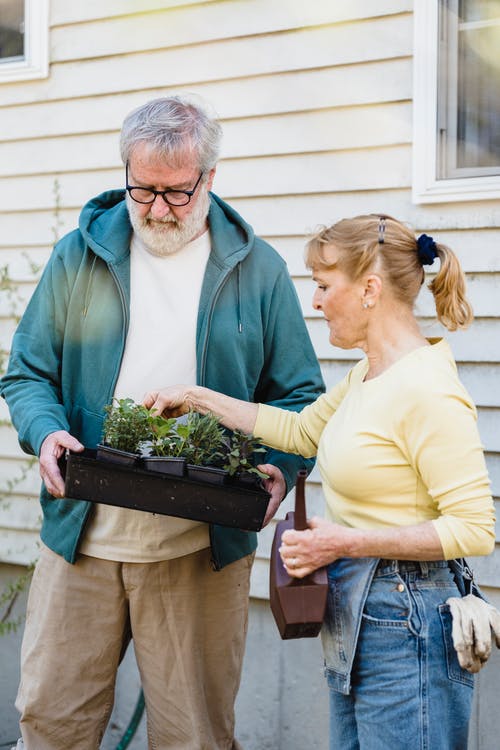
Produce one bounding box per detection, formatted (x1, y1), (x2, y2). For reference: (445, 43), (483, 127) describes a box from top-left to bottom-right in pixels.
(119, 95), (223, 172)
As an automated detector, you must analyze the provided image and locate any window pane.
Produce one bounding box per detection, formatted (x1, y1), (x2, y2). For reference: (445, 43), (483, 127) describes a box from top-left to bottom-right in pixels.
(457, 24), (500, 167)
(456, 1), (500, 169)
(459, 0), (500, 22)
(0, 0), (24, 61)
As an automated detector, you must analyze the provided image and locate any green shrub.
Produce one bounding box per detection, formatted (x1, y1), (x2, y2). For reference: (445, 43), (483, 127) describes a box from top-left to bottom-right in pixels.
(102, 398), (152, 454)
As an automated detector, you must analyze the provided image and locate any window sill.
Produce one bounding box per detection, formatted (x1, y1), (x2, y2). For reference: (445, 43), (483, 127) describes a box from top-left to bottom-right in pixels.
(412, 174), (500, 204)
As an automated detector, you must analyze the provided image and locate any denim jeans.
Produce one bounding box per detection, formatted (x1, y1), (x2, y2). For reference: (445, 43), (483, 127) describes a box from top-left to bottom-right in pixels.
(327, 560), (473, 750)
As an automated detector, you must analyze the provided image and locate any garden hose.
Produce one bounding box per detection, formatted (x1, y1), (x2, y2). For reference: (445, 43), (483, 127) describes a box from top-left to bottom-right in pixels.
(115, 688), (145, 749)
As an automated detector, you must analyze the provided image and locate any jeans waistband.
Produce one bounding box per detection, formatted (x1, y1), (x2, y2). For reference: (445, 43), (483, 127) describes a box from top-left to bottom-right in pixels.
(375, 559), (449, 576)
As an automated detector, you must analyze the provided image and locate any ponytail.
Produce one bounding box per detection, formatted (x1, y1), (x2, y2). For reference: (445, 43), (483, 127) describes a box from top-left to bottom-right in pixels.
(429, 243), (473, 331)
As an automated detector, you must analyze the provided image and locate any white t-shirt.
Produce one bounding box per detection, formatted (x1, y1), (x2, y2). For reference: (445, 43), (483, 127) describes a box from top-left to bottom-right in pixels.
(80, 230), (212, 562)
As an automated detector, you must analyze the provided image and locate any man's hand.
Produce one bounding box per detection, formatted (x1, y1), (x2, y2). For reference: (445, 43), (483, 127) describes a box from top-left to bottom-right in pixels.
(258, 464), (286, 527)
(39, 431), (84, 498)
(447, 594), (500, 673)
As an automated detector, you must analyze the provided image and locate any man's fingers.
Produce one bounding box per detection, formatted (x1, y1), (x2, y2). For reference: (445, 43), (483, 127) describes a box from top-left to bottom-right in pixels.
(40, 461), (65, 497)
(39, 431), (82, 497)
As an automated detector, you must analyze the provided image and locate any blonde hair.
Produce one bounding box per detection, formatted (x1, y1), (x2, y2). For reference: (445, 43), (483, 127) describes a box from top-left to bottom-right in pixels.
(305, 214), (473, 331)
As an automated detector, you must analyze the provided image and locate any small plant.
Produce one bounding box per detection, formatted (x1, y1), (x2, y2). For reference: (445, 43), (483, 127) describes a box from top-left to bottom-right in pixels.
(223, 429), (268, 479)
(102, 398), (153, 454)
(148, 413), (179, 456)
(176, 412), (227, 467)
(100, 399), (269, 484)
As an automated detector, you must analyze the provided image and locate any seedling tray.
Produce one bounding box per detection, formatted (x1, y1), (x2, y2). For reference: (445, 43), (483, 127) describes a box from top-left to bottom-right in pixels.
(61, 449), (271, 531)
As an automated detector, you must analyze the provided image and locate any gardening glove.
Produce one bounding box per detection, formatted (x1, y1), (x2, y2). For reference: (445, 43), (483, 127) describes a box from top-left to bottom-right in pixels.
(446, 594), (500, 673)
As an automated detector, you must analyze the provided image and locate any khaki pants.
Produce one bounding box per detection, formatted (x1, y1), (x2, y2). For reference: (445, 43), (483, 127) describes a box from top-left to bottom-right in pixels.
(17, 544), (253, 750)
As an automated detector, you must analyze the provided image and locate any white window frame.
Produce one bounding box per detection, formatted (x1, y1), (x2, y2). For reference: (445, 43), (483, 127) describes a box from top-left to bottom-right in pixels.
(0, 0), (49, 83)
(412, 0), (500, 204)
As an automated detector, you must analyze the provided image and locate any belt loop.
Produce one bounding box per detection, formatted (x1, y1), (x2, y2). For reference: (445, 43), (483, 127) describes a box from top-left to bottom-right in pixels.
(419, 561), (429, 577)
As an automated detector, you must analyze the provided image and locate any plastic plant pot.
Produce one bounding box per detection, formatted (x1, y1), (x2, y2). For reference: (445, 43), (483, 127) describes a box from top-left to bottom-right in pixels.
(186, 464), (228, 485)
(142, 456), (186, 477)
(96, 443), (139, 467)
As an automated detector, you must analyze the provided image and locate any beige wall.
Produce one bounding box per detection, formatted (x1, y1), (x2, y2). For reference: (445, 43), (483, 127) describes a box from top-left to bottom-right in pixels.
(0, 0), (498, 599)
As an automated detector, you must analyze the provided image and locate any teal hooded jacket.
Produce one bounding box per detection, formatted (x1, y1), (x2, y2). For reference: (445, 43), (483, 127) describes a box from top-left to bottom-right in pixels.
(0, 190), (324, 568)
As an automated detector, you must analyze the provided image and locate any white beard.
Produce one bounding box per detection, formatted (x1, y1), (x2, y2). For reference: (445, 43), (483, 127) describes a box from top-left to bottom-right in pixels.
(126, 187), (210, 257)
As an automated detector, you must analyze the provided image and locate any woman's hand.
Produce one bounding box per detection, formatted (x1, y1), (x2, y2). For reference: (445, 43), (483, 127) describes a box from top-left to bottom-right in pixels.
(143, 386), (192, 418)
(143, 385), (259, 434)
(279, 516), (348, 578)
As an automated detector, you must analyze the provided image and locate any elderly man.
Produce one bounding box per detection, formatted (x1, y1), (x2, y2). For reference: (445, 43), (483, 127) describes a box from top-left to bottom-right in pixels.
(0, 96), (324, 750)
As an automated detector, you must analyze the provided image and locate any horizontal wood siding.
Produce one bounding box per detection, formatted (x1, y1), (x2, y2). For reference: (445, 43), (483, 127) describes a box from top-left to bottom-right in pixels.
(0, 1), (498, 608)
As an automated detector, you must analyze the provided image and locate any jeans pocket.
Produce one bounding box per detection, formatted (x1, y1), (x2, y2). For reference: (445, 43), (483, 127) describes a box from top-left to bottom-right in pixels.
(362, 575), (412, 628)
(438, 603), (475, 687)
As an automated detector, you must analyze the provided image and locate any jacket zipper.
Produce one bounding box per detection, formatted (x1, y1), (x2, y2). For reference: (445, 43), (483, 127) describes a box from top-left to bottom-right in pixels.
(105, 262), (130, 404)
(199, 265), (239, 385)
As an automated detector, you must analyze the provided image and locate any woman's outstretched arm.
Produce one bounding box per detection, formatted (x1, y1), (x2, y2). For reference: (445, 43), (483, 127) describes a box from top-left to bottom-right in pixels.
(143, 385), (259, 434)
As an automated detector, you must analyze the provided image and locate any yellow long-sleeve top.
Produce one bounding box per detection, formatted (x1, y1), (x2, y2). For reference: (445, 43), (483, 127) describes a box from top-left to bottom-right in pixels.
(254, 339), (495, 560)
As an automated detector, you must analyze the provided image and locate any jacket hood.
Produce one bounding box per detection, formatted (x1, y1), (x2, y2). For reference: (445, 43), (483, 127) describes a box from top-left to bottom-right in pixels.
(79, 189), (131, 264)
(78, 189), (255, 268)
(207, 193), (255, 268)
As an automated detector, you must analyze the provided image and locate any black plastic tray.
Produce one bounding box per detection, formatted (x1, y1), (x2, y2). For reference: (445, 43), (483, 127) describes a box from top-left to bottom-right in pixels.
(62, 449), (271, 531)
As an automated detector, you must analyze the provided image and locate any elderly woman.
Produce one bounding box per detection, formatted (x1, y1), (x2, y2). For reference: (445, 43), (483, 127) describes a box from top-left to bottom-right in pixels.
(144, 214), (495, 749)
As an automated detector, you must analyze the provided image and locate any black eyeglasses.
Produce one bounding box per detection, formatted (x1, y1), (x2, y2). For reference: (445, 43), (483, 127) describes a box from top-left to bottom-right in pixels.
(125, 163), (204, 206)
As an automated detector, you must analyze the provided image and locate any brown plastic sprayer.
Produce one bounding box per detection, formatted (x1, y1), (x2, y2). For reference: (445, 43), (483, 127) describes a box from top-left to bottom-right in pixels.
(269, 469), (328, 639)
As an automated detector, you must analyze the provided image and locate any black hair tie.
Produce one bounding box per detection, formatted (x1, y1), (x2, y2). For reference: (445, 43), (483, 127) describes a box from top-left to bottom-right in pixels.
(417, 233), (438, 266)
